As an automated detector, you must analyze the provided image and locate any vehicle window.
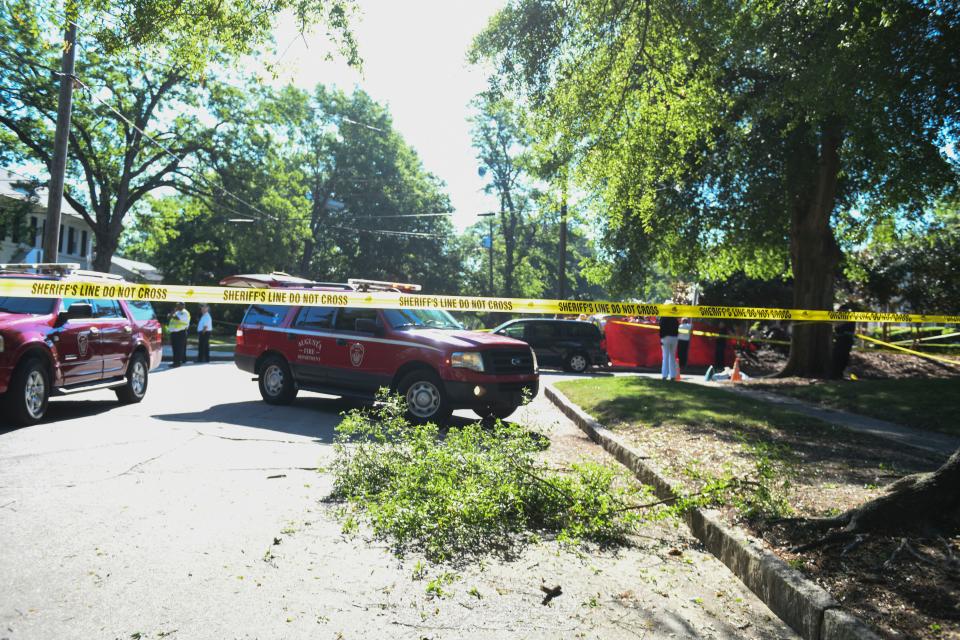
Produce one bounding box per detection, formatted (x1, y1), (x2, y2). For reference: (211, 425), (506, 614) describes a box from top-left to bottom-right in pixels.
(500, 323), (525, 339)
(526, 322), (559, 341)
(243, 304), (287, 326)
(334, 307), (379, 332)
(93, 299), (123, 318)
(0, 296), (56, 315)
(126, 300), (157, 322)
(574, 323), (600, 340)
(383, 308), (462, 330)
(294, 306), (336, 330)
(61, 298), (94, 317)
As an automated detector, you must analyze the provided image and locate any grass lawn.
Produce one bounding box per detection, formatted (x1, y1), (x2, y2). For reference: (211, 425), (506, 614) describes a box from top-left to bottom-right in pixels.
(555, 375), (817, 434)
(552, 376), (940, 519)
(745, 378), (960, 437)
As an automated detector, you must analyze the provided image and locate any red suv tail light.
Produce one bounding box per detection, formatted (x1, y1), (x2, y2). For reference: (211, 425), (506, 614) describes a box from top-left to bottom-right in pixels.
(236, 327), (244, 346)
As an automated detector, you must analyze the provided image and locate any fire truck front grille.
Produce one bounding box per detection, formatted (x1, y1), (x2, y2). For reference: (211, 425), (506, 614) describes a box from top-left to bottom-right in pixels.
(483, 349), (535, 375)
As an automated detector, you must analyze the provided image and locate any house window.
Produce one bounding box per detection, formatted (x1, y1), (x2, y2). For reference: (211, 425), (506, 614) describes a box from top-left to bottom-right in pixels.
(80, 230), (88, 257)
(30, 217), (38, 247)
(67, 226), (76, 254)
(58, 224), (64, 253)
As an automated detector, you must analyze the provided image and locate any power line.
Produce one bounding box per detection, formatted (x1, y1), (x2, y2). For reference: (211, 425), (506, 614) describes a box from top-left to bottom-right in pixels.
(331, 226), (445, 239)
(70, 72), (280, 223)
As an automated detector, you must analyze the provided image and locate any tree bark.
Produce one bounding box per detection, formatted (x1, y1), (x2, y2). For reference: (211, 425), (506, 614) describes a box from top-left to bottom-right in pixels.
(780, 122), (843, 378)
(92, 227), (116, 272)
(804, 447), (960, 540)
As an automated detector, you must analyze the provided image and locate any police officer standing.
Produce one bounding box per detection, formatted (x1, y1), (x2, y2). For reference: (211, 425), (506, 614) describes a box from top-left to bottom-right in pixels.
(168, 302), (190, 367)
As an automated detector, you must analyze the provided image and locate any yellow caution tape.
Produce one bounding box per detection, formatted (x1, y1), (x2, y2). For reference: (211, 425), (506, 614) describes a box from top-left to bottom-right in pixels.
(855, 334), (960, 366)
(1, 277), (958, 324)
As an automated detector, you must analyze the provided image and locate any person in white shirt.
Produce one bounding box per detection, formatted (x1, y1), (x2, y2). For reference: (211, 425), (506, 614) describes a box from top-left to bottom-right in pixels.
(196, 304), (213, 363)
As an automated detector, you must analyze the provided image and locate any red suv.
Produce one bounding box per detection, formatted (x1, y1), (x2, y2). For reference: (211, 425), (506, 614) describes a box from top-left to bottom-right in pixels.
(0, 264), (163, 425)
(225, 274), (539, 422)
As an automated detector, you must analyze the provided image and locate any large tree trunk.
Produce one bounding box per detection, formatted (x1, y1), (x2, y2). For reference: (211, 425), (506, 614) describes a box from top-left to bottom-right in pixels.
(92, 229), (116, 272)
(844, 446), (960, 535)
(795, 447), (960, 550)
(780, 123), (843, 378)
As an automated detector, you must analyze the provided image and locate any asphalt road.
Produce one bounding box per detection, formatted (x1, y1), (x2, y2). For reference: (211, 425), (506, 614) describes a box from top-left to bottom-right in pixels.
(0, 363), (797, 640)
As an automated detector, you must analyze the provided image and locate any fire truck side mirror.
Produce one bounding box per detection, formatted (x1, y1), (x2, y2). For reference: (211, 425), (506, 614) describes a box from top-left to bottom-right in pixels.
(57, 302), (94, 326)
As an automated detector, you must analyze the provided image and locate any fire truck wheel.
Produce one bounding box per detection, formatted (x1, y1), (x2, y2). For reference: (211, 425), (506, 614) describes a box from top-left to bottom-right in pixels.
(116, 352), (149, 404)
(258, 356), (298, 405)
(4, 357), (49, 426)
(398, 370), (452, 423)
(475, 405), (517, 421)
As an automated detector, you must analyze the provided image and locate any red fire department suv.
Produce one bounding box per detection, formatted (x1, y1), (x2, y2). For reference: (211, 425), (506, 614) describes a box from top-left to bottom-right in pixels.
(224, 274), (539, 422)
(0, 264), (163, 425)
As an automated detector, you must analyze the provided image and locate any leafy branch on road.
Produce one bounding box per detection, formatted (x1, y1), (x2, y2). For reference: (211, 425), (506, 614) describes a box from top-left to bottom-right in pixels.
(328, 393), (670, 562)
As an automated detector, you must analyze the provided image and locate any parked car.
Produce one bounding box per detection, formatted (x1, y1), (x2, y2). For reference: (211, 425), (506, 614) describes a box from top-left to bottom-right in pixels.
(224, 274), (540, 422)
(491, 318), (608, 373)
(0, 264), (163, 425)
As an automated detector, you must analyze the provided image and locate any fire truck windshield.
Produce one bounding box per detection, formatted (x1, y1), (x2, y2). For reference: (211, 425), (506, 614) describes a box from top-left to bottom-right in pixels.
(383, 308), (462, 331)
(0, 296), (56, 315)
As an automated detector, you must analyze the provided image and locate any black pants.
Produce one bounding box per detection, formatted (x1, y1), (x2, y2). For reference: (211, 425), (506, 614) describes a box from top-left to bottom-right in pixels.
(197, 331), (210, 363)
(714, 338), (727, 369)
(831, 336), (854, 379)
(678, 339), (690, 368)
(171, 330), (187, 366)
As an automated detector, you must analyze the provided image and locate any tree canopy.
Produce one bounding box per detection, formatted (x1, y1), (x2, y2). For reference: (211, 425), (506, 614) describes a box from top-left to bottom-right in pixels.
(23, 0), (358, 70)
(472, 0), (960, 376)
(123, 84), (464, 294)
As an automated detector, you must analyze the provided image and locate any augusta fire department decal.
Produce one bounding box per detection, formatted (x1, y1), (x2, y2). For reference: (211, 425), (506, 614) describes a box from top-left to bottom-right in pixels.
(77, 331), (89, 357)
(349, 342), (365, 367)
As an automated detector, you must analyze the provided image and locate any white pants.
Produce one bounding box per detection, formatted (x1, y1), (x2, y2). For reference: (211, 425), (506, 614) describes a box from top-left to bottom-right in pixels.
(661, 336), (678, 379)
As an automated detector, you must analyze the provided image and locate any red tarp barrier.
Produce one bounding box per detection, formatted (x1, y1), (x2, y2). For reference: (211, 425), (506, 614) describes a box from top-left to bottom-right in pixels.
(604, 319), (737, 369)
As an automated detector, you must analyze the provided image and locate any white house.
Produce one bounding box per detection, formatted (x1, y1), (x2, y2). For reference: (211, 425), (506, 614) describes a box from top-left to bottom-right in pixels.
(0, 169), (161, 282)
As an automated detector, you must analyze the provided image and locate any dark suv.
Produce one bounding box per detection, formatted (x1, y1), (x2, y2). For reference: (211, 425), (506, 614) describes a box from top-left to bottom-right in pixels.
(0, 264), (163, 425)
(491, 319), (607, 373)
(225, 274), (539, 422)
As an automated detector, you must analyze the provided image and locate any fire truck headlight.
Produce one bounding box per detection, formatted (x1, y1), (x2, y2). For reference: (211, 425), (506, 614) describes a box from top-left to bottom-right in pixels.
(451, 351), (485, 373)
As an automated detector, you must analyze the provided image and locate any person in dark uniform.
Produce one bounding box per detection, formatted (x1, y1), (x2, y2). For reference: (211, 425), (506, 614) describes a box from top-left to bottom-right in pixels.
(831, 319), (856, 379)
(714, 320), (729, 369)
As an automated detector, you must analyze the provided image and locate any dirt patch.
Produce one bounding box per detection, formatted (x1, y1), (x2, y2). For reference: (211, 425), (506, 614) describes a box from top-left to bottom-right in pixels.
(739, 346), (960, 379)
(574, 386), (958, 639)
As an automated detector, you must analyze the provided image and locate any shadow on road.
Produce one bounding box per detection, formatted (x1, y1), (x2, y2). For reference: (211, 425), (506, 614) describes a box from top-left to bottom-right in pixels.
(151, 397), (363, 442)
(1, 399), (122, 434)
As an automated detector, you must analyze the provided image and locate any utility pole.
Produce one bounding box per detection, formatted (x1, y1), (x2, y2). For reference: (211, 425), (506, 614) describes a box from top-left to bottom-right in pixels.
(558, 182), (567, 300)
(43, 18), (78, 263)
(478, 212), (495, 295)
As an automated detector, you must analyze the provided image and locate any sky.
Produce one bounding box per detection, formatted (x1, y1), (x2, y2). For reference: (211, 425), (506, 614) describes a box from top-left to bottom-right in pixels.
(263, 0), (507, 231)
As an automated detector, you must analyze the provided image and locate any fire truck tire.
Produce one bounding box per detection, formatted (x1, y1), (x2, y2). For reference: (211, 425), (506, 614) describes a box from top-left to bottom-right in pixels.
(258, 356), (298, 405)
(116, 352), (149, 404)
(398, 370), (452, 423)
(4, 357), (49, 426)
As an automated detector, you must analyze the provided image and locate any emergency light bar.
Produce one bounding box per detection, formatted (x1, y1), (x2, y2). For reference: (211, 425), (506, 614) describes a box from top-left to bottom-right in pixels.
(347, 278), (422, 293)
(0, 263), (81, 276)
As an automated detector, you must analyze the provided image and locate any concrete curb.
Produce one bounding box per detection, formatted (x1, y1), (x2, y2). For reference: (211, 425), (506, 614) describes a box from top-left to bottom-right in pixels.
(544, 383), (881, 640)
